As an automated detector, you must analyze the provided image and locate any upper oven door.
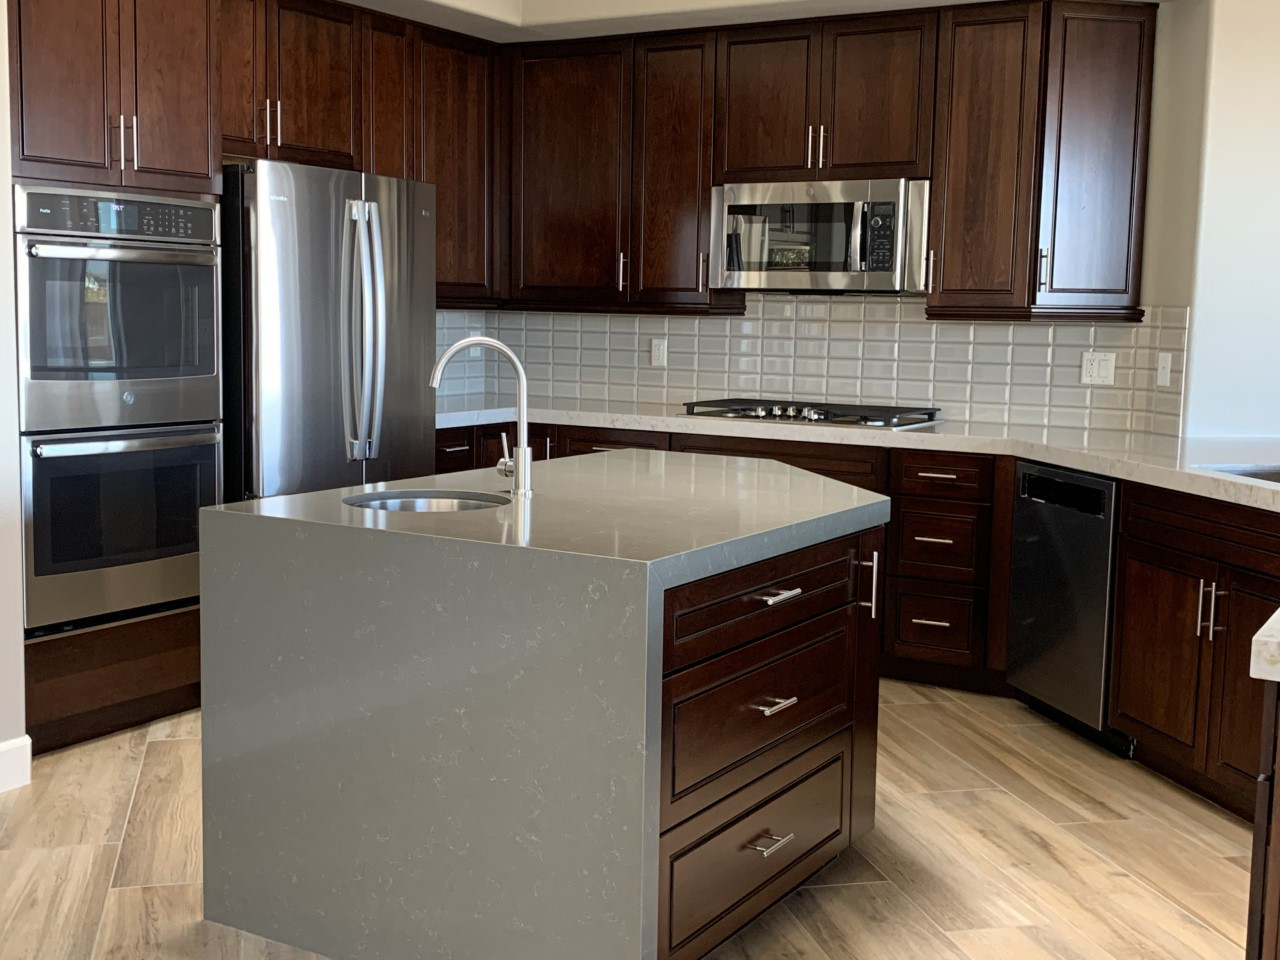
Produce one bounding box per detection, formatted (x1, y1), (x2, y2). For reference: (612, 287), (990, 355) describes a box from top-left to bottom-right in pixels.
(16, 236), (221, 431)
(20, 424), (222, 629)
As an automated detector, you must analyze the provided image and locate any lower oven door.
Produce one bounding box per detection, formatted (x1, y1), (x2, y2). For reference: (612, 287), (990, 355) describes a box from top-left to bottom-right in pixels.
(21, 424), (222, 630)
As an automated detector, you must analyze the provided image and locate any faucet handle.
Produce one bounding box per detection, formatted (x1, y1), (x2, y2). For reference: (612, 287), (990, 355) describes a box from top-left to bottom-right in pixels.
(496, 431), (516, 479)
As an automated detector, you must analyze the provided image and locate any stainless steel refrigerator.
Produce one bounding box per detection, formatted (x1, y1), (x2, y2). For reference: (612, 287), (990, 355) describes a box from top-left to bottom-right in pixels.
(222, 160), (435, 501)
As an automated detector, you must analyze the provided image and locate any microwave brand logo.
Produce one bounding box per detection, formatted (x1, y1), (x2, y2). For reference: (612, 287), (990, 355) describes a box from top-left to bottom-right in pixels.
(38, 207), (52, 215)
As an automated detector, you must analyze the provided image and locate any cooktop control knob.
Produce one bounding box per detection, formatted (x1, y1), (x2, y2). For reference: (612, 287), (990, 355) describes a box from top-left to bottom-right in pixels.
(802, 407), (822, 421)
(786, 406), (799, 418)
(754, 406), (768, 418)
(772, 405), (784, 417)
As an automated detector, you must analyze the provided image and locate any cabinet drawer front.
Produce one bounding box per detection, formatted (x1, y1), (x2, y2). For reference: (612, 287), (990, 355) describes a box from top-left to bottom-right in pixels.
(891, 450), (993, 501)
(665, 737), (848, 954)
(894, 499), (987, 583)
(434, 427), (475, 474)
(888, 580), (984, 667)
(665, 536), (857, 672)
(669, 612), (852, 800)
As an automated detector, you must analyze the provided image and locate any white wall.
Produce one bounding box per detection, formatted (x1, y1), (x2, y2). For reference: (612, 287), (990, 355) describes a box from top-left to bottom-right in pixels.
(1183, 0), (1280, 438)
(0, 0), (31, 793)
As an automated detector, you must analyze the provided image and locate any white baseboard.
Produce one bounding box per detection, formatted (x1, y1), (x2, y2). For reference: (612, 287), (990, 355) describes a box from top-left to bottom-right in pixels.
(0, 734), (32, 794)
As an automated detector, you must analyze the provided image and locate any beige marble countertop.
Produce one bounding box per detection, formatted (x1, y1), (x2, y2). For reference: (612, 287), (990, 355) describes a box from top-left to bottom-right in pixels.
(438, 398), (1280, 514)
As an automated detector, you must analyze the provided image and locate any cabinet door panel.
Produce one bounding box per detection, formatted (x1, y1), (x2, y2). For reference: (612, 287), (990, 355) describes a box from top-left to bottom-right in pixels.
(220, 0), (266, 157)
(714, 25), (822, 183)
(1036, 1), (1155, 310)
(268, 0), (361, 170)
(362, 14), (414, 180)
(1207, 571), (1279, 794)
(1110, 539), (1216, 769)
(121, 0), (219, 192)
(928, 3), (1042, 311)
(821, 12), (936, 180)
(421, 34), (495, 300)
(10, 0), (121, 185)
(632, 34), (714, 306)
(511, 42), (632, 303)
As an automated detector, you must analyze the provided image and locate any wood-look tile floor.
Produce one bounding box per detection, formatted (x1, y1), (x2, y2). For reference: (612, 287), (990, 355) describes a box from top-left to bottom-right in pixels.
(0, 681), (1252, 960)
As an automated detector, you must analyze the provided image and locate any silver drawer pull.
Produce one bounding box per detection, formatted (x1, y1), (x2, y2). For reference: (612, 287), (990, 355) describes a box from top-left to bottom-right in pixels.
(911, 618), (952, 628)
(761, 587), (803, 606)
(746, 831), (796, 858)
(591, 446), (616, 452)
(441, 445), (471, 453)
(752, 696), (799, 717)
(913, 536), (955, 545)
(917, 472), (959, 480)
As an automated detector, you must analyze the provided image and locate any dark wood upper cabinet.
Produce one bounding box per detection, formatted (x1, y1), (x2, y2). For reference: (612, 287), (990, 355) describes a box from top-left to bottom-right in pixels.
(421, 30), (496, 301)
(820, 12), (937, 180)
(120, 0), (220, 193)
(1110, 539), (1217, 772)
(219, 0), (266, 157)
(928, 1), (1044, 314)
(715, 24), (822, 184)
(631, 33), (715, 307)
(1035, 1), (1156, 314)
(361, 14), (414, 179)
(510, 40), (633, 304)
(9, 0), (121, 186)
(266, 0), (361, 170)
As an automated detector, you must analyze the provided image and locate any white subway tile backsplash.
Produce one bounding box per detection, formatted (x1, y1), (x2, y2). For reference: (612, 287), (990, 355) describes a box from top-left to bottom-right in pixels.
(452, 295), (1186, 445)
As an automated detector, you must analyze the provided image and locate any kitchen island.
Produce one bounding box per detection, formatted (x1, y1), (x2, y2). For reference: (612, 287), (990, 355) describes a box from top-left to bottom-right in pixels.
(200, 449), (889, 960)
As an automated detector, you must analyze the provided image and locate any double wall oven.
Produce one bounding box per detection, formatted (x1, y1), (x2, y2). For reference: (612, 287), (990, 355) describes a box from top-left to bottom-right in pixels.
(14, 185), (222, 632)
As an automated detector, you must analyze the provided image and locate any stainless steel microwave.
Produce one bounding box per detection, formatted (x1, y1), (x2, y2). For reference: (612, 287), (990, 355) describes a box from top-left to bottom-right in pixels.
(711, 179), (929, 294)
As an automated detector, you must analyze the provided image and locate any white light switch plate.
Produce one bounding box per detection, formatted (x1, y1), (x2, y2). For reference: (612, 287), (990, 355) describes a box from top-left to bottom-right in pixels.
(1157, 352), (1173, 387)
(650, 338), (668, 368)
(1081, 351), (1116, 386)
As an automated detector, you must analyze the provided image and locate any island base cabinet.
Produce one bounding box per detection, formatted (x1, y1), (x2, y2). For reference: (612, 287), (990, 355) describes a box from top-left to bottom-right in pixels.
(658, 732), (851, 960)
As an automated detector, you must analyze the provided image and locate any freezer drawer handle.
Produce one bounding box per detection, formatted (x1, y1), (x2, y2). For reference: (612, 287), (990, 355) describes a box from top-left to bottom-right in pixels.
(761, 587), (803, 606)
(911, 618), (952, 628)
(746, 831), (795, 858)
(751, 696), (799, 717)
(914, 536), (955, 545)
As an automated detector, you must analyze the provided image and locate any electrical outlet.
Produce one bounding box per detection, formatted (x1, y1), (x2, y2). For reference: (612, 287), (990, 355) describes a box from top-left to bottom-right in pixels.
(650, 338), (668, 368)
(1080, 351), (1116, 386)
(468, 346), (483, 358)
(1157, 352), (1173, 388)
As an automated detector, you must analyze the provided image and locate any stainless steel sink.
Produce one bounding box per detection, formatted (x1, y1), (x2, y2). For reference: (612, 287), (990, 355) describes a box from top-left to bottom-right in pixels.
(1196, 465), (1280, 483)
(342, 490), (512, 512)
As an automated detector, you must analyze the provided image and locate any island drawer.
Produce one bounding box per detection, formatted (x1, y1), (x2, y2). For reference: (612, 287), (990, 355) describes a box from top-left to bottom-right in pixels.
(892, 498), (990, 584)
(434, 427), (476, 474)
(886, 579), (986, 667)
(664, 536), (858, 673)
(658, 731), (850, 960)
(662, 608), (853, 827)
(891, 450), (994, 502)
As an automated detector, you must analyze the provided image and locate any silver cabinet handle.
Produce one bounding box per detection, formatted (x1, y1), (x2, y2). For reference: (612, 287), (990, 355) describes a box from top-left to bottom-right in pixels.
(817, 125), (826, 168)
(806, 125), (814, 169)
(762, 587), (803, 606)
(591, 446), (616, 453)
(912, 619), (952, 628)
(545, 437), (552, 460)
(914, 536), (955, 545)
(698, 253), (707, 294)
(442, 445), (471, 453)
(617, 252), (627, 292)
(857, 550), (880, 619)
(132, 114), (139, 171)
(917, 472), (958, 480)
(1038, 248), (1049, 291)
(927, 250), (936, 294)
(265, 99), (271, 146)
(747, 831), (795, 858)
(1196, 578), (1206, 638)
(1206, 581), (1224, 641)
(277, 100), (283, 146)
(752, 696), (799, 717)
(119, 114), (126, 172)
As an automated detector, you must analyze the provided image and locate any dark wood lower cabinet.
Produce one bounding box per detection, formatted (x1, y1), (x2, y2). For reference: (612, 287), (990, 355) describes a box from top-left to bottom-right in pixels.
(25, 608), (201, 753)
(668, 434), (888, 493)
(476, 421), (557, 466)
(556, 425), (669, 457)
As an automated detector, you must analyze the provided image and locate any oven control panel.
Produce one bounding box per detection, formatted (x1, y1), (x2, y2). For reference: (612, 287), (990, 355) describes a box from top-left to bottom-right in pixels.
(21, 190), (217, 243)
(864, 201), (898, 273)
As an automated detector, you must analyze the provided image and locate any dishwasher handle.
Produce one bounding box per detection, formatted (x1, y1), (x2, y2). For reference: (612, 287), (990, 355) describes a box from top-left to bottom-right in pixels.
(1018, 470), (1112, 519)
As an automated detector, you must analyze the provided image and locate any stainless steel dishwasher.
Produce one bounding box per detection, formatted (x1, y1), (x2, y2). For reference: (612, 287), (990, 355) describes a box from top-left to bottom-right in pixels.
(1009, 461), (1118, 730)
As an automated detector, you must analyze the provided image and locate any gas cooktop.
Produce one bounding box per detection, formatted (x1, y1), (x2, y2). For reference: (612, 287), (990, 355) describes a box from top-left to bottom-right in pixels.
(683, 398), (942, 430)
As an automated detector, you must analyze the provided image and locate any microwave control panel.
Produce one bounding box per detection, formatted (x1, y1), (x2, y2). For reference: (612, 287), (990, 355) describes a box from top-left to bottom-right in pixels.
(865, 202), (897, 272)
(22, 191), (217, 243)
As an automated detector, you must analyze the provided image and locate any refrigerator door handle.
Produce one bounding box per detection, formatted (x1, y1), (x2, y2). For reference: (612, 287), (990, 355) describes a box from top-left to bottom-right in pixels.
(366, 201), (389, 461)
(355, 200), (377, 461)
(339, 200), (361, 461)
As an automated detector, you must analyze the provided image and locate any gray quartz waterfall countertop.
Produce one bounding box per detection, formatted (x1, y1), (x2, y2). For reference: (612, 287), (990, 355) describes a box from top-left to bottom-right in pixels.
(212, 448), (890, 572)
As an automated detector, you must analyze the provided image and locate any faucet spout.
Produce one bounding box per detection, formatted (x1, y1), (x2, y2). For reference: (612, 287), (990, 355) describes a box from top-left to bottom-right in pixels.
(429, 336), (532, 497)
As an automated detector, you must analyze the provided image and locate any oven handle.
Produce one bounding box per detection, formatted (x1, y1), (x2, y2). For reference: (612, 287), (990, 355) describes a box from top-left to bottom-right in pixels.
(27, 243), (218, 266)
(33, 430), (221, 459)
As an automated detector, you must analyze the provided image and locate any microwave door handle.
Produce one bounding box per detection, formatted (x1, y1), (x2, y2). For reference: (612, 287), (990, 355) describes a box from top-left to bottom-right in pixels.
(28, 243), (217, 266)
(366, 201), (388, 461)
(34, 430), (221, 459)
(848, 200), (866, 273)
(355, 202), (376, 462)
(339, 201), (360, 460)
